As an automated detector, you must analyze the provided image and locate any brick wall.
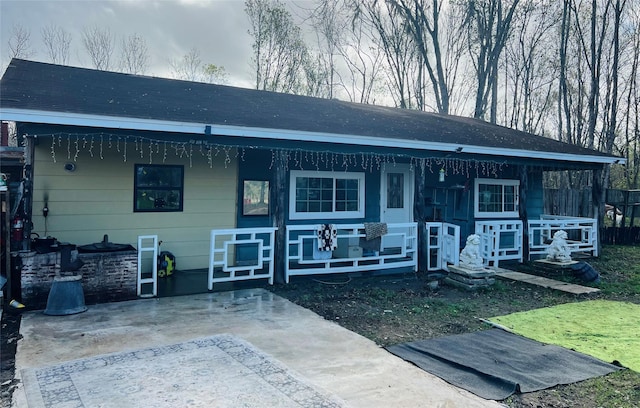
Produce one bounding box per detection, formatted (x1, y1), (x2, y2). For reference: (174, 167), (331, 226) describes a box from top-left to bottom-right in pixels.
(19, 250), (138, 310)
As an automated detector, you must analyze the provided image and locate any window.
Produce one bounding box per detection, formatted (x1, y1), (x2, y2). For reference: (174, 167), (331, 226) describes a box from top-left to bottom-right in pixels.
(134, 164), (184, 212)
(474, 178), (519, 218)
(289, 170), (365, 220)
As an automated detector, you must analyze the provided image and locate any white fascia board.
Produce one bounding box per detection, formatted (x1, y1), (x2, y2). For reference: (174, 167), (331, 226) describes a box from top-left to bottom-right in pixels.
(0, 108), (625, 165)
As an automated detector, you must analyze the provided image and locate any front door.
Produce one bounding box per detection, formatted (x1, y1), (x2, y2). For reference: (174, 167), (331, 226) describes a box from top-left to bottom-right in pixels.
(381, 164), (414, 249)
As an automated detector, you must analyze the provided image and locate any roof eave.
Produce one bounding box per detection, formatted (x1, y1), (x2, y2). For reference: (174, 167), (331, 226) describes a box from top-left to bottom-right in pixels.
(0, 108), (625, 166)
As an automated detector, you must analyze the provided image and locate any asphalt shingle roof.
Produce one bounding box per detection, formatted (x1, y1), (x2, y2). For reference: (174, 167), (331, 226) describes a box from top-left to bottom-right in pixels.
(0, 59), (619, 163)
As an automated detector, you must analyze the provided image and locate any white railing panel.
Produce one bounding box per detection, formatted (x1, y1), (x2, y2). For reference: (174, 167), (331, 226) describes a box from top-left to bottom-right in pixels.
(441, 223), (460, 272)
(528, 215), (598, 259)
(285, 222), (418, 283)
(137, 235), (158, 298)
(425, 223), (442, 272)
(475, 220), (523, 268)
(208, 227), (277, 290)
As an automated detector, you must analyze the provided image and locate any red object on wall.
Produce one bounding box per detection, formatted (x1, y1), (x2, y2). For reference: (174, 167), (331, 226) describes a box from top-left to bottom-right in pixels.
(11, 214), (24, 242)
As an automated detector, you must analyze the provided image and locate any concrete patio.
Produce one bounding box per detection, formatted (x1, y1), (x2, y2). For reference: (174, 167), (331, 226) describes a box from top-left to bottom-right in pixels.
(11, 289), (502, 407)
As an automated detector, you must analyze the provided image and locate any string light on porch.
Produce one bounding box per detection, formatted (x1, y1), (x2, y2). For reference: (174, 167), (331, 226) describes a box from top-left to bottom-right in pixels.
(41, 131), (507, 177)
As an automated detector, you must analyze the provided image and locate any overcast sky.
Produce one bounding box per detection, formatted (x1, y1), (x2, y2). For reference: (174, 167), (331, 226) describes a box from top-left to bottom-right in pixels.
(0, 0), (265, 87)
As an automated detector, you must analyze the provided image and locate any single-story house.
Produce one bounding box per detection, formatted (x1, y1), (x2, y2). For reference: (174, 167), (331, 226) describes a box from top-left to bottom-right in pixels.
(0, 59), (623, 305)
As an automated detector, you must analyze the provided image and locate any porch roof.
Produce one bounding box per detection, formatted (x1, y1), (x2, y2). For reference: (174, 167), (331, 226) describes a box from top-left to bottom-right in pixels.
(0, 59), (623, 166)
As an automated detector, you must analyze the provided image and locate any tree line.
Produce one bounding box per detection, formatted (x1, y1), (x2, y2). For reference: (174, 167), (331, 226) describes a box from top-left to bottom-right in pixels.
(6, 0), (639, 191)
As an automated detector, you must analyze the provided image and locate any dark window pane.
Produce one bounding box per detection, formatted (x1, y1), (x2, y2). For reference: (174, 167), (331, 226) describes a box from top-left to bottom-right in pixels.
(296, 177), (308, 188)
(134, 164), (183, 212)
(387, 173), (404, 209)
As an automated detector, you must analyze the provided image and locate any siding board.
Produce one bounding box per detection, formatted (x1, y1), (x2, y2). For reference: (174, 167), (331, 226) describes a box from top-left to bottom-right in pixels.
(32, 142), (238, 270)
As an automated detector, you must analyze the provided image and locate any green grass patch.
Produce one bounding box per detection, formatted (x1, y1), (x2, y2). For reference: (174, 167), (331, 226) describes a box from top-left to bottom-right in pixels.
(490, 300), (640, 372)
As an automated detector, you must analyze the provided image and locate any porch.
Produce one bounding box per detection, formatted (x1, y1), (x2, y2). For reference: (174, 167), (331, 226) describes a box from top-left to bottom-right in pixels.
(13, 217), (599, 307)
(137, 215), (598, 295)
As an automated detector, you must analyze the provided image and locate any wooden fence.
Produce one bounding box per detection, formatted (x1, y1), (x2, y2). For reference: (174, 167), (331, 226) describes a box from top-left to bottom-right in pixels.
(543, 188), (640, 245)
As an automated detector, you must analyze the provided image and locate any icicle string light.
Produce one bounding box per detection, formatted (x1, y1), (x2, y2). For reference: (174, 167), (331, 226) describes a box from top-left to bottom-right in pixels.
(38, 131), (508, 177)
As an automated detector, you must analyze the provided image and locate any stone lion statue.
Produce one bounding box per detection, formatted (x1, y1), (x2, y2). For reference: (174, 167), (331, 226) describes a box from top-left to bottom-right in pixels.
(546, 230), (572, 263)
(459, 234), (484, 270)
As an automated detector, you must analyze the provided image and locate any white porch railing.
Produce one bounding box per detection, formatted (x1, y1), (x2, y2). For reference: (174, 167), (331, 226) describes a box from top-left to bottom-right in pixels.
(425, 222), (460, 272)
(285, 222), (418, 283)
(208, 227), (277, 290)
(528, 215), (598, 259)
(475, 220), (523, 268)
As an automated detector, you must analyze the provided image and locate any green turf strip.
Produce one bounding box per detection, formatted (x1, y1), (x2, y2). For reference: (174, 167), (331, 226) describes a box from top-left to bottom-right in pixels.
(489, 300), (639, 372)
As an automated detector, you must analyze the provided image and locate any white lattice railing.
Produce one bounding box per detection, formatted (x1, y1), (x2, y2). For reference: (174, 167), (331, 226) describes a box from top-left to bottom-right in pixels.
(285, 222), (418, 283)
(208, 227), (277, 290)
(528, 215), (598, 259)
(475, 220), (523, 268)
(425, 222), (460, 272)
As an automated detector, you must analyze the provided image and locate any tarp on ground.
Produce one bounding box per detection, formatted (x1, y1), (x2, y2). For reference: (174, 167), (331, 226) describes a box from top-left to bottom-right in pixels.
(386, 329), (620, 400)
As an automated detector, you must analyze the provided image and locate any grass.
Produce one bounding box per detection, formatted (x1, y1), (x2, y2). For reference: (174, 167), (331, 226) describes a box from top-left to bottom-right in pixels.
(271, 245), (640, 407)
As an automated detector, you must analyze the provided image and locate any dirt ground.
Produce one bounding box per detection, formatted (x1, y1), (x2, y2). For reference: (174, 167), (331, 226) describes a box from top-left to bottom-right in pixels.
(271, 261), (640, 408)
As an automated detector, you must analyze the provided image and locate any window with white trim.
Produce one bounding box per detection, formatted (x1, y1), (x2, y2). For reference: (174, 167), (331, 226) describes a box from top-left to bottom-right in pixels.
(289, 170), (365, 220)
(474, 178), (519, 218)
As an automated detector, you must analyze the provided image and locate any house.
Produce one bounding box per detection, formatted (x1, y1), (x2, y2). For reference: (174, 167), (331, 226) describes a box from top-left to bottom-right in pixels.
(0, 59), (623, 304)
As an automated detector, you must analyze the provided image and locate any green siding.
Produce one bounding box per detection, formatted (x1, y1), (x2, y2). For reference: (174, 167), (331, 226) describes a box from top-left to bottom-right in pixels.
(32, 140), (238, 270)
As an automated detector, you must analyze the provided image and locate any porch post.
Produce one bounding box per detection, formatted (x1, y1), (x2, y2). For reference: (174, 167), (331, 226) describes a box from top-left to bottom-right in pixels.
(592, 166), (605, 255)
(414, 161), (428, 272)
(272, 150), (288, 284)
(519, 166), (529, 260)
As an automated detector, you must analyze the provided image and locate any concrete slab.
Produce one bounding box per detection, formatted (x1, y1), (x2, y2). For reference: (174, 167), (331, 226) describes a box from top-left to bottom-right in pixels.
(12, 289), (502, 408)
(495, 269), (600, 295)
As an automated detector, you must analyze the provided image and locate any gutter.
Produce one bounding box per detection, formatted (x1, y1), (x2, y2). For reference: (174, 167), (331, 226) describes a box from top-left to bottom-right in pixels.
(0, 108), (625, 166)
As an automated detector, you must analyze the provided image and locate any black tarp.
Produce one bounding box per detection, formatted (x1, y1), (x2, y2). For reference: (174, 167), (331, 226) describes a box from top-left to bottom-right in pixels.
(386, 329), (620, 400)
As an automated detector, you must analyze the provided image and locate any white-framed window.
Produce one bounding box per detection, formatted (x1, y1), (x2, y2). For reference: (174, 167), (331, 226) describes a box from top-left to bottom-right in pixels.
(474, 178), (519, 218)
(289, 170), (365, 220)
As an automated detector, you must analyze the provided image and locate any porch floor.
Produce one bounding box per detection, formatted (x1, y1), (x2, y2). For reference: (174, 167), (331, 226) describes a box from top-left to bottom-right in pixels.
(157, 269), (271, 297)
(494, 268), (600, 295)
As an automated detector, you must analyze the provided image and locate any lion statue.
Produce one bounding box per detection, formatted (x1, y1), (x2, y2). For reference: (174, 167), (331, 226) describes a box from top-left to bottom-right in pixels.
(459, 234), (484, 270)
(546, 230), (572, 263)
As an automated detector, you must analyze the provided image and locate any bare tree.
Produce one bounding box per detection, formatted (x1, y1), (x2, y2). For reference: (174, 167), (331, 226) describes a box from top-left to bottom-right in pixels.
(42, 25), (72, 65)
(387, 0), (465, 114)
(169, 48), (203, 81)
(619, 1), (640, 188)
(460, 0), (521, 122)
(308, 0), (347, 99)
(338, 10), (385, 104)
(301, 54), (331, 98)
(7, 24), (34, 60)
(354, 0), (422, 109)
(245, 0), (309, 94)
(119, 33), (150, 74)
(502, 0), (560, 134)
(82, 26), (114, 70)
(202, 63), (229, 84)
